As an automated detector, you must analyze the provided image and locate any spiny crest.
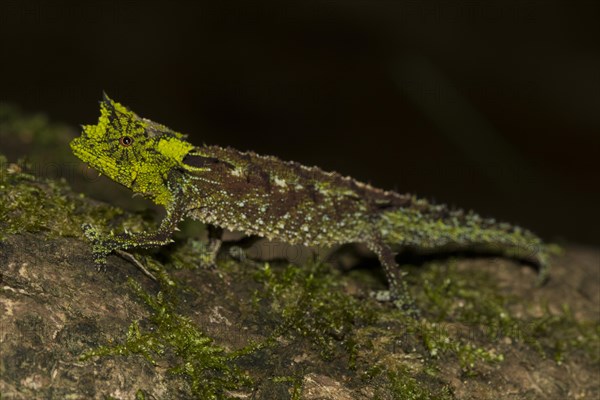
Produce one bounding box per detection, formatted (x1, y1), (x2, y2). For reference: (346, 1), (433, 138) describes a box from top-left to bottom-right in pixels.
(80, 93), (189, 143)
(83, 93), (146, 141)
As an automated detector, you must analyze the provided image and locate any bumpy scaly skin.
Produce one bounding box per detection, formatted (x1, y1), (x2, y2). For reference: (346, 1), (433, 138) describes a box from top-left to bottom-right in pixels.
(71, 95), (551, 310)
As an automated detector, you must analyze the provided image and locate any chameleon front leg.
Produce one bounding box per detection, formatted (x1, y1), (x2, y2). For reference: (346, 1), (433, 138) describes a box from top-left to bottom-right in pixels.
(365, 234), (419, 317)
(82, 196), (188, 266)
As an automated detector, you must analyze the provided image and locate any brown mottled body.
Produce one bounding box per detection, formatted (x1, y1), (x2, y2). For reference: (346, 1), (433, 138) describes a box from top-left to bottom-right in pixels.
(181, 145), (410, 247)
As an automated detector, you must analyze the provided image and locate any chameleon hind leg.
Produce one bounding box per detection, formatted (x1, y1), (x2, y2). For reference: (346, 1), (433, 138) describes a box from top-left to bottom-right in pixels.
(365, 234), (419, 317)
(198, 225), (223, 268)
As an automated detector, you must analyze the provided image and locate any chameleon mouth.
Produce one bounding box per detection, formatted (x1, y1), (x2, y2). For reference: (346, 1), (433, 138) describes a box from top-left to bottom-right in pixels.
(70, 137), (120, 178)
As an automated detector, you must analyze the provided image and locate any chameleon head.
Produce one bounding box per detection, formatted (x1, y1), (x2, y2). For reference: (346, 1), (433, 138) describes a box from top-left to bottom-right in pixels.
(70, 93), (194, 205)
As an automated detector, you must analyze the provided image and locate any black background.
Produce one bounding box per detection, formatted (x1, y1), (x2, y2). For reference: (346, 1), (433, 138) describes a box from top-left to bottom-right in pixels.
(1, 0), (598, 244)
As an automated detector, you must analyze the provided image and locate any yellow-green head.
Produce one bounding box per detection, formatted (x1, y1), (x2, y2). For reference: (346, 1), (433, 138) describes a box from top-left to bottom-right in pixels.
(70, 94), (194, 205)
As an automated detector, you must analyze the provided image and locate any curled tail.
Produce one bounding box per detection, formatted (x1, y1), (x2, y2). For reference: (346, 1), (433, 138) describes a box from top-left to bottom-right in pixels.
(376, 206), (555, 283)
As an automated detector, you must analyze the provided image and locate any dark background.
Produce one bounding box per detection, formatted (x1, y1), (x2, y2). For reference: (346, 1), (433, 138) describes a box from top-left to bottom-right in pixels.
(0, 0), (598, 245)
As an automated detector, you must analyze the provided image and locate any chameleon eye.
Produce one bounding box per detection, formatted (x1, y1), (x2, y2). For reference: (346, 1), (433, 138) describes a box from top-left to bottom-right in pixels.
(119, 136), (134, 147)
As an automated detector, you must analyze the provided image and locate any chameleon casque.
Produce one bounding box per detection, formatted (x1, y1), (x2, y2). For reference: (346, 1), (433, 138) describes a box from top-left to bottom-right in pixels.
(71, 94), (551, 310)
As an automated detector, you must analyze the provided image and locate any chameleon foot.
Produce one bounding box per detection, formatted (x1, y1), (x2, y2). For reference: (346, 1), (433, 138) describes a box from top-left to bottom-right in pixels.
(370, 289), (420, 318)
(228, 245), (263, 268)
(81, 223), (117, 267)
(371, 290), (393, 302)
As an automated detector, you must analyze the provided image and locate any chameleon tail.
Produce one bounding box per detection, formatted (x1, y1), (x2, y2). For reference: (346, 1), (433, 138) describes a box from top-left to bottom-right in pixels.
(377, 207), (554, 283)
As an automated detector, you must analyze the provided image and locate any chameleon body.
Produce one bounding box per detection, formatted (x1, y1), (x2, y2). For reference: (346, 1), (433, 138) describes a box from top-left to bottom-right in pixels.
(70, 95), (550, 308)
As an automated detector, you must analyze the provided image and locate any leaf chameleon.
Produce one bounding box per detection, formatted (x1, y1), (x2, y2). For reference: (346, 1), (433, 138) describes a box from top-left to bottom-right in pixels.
(71, 94), (552, 311)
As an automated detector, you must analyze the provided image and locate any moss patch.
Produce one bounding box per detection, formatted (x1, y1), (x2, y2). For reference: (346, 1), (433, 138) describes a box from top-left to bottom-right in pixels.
(251, 261), (377, 364)
(409, 262), (599, 368)
(82, 264), (253, 399)
(0, 155), (150, 241)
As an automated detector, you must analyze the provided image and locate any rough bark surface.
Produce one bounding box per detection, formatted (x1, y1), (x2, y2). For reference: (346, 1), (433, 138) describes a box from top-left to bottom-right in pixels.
(0, 230), (598, 399)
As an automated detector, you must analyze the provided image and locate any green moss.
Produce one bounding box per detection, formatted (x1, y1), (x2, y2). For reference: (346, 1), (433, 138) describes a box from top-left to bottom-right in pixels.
(366, 364), (453, 400)
(134, 389), (147, 400)
(271, 375), (303, 400)
(252, 261), (377, 365)
(82, 261), (252, 400)
(521, 304), (599, 365)
(401, 261), (599, 370)
(0, 155), (151, 241)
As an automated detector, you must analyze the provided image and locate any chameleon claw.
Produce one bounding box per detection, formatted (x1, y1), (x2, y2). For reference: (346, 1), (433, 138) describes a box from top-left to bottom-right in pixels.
(91, 246), (110, 268)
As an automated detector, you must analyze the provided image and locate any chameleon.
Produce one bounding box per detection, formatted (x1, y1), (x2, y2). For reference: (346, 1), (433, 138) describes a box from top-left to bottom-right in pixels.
(70, 94), (552, 310)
